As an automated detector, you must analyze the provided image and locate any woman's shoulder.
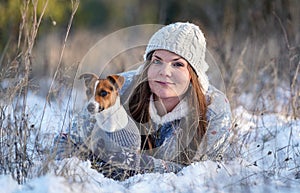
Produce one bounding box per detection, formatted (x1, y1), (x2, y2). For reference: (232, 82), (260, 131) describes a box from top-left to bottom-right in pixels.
(118, 69), (139, 96)
(206, 84), (231, 115)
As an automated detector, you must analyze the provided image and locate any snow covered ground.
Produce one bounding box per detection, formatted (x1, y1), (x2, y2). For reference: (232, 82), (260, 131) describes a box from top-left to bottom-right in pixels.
(0, 89), (299, 193)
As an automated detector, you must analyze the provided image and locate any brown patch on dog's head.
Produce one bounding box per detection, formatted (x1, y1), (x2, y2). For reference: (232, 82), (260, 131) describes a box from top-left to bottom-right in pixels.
(107, 74), (125, 90)
(79, 73), (125, 111)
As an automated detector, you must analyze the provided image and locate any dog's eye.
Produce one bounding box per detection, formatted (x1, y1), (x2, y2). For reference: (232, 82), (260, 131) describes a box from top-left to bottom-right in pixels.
(99, 90), (108, 97)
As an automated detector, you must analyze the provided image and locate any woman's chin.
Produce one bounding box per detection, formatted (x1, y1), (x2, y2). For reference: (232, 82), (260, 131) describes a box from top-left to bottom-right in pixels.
(154, 92), (179, 100)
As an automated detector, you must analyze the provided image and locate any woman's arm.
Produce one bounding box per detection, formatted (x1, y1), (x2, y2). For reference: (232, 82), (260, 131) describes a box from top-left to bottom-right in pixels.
(53, 118), (184, 175)
(98, 146), (184, 174)
(52, 111), (95, 160)
(196, 85), (232, 161)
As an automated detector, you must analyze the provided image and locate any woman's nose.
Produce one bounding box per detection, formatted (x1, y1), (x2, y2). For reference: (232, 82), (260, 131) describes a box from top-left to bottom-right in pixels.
(159, 63), (172, 76)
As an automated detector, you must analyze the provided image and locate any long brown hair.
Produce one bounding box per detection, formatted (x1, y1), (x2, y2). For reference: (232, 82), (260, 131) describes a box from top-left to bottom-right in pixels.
(128, 52), (208, 164)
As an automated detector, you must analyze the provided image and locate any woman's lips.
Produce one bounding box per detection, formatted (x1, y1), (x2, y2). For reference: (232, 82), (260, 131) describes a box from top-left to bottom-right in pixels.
(155, 80), (174, 86)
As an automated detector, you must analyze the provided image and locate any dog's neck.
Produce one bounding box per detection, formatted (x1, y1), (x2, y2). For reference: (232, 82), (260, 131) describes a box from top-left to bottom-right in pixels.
(94, 97), (128, 132)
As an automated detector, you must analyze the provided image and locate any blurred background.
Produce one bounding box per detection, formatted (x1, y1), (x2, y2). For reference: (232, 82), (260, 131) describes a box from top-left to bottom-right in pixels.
(0, 0), (299, 114)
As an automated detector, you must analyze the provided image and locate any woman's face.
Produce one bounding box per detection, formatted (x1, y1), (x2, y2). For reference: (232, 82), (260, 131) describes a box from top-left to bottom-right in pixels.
(147, 50), (191, 100)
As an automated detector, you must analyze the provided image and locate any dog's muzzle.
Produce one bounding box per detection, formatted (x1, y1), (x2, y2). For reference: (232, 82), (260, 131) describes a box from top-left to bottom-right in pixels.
(87, 103), (95, 113)
(87, 103), (104, 113)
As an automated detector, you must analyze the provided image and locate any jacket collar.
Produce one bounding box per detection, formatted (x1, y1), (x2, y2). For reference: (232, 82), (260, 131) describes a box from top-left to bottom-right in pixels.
(149, 94), (189, 126)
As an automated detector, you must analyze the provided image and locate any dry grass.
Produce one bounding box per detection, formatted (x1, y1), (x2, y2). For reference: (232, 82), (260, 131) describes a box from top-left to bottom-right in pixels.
(0, 0), (79, 184)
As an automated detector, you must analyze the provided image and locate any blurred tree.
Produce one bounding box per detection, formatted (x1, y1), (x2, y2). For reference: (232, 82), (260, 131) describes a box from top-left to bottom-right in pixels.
(0, 0), (21, 53)
(0, 0), (72, 59)
(1, 0), (299, 85)
(74, 0), (108, 29)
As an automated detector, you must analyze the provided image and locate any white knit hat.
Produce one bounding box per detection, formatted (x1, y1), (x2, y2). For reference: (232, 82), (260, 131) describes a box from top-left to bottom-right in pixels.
(142, 22), (209, 93)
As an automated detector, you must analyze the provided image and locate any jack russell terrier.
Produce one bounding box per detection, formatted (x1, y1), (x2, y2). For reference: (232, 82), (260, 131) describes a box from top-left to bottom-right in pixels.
(79, 73), (141, 155)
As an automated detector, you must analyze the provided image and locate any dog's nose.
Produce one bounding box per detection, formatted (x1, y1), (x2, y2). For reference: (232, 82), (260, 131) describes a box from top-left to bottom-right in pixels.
(87, 103), (95, 113)
(99, 106), (104, 112)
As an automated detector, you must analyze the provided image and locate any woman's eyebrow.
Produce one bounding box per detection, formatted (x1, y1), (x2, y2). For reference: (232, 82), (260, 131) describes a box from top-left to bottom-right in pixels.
(152, 55), (162, 60)
(153, 54), (182, 61)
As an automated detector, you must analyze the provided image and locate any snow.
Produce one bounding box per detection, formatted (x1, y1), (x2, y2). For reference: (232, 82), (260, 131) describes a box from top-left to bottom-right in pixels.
(0, 90), (299, 193)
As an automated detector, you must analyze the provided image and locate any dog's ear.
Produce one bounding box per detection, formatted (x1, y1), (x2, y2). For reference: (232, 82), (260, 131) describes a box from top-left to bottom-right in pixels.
(79, 73), (99, 100)
(107, 75), (125, 89)
(79, 73), (99, 88)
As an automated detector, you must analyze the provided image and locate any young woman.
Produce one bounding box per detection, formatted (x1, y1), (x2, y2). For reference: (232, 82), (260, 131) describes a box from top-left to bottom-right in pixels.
(54, 22), (232, 180)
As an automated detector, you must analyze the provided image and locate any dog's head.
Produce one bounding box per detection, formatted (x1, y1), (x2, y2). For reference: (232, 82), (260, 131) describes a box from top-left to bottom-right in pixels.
(79, 73), (125, 114)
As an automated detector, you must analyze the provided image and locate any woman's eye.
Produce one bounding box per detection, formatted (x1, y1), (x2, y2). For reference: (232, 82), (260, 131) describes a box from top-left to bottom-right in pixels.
(173, 62), (184, 67)
(152, 59), (162, 64)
